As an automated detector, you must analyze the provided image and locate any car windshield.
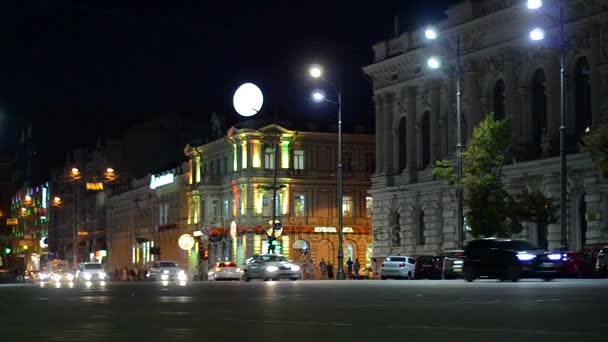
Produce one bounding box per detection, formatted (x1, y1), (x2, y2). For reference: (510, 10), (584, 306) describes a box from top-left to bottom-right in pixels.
(84, 264), (103, 270)
(260, 255), (285, 262)
(498, 240), (538, 251)
(386, 257), (406, 262)
(159, 262), (178, 268)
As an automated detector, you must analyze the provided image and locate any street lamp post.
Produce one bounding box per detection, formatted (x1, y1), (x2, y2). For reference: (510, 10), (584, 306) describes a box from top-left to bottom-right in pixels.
(308, 64), (345, 280)
(528, 0), (568, 250)
(425, 28), (465, 249)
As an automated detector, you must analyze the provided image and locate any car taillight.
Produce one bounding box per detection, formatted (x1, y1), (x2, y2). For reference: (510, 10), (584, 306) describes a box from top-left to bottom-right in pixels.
(398, 263), (406, 268)
(214, 267), (221, 272)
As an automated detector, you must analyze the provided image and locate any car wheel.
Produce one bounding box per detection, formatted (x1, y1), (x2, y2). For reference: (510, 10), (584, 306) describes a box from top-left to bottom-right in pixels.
(505, 265), (520, 282)
(290, 277), (298, 281)
(380, 276), (387, 280)
(407, 272), (413, 280)
(542, 276), (553, 282)
(262, 277), (269, 282)
(463, 266), (475, 282)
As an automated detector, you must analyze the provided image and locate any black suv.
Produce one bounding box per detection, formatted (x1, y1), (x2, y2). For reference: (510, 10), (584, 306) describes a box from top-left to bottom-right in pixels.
(463, 239), (562, 282)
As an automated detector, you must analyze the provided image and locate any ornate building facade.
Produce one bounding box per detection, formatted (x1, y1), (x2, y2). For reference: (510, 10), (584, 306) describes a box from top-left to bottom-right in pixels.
(363, 0), (608, 258)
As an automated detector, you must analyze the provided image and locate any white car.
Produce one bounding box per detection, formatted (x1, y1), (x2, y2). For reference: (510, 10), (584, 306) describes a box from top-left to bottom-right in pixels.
(242, 254), (301, 281)
(380, 255), (417, 280)
(208, 262), (242, 281)
(148, 261), (188, 281)
(76, 263), (108, 283)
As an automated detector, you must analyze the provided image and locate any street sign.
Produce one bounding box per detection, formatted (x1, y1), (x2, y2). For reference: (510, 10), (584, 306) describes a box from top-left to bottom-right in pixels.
(6, 218), (18, 225)
(77, 231), (89, 236)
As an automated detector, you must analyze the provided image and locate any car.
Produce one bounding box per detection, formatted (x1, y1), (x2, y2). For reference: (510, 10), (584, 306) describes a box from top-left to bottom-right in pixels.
(242, 254), (301, 281)
(414, 255), (444, 279)
(442, 250), (465, 279)
(76, 262), (108, 283)
(380, 256), (416, 280)
(208, 262), (242, 281)
(462, 239), (562, 282)
(560, 252), (596, 278)
(147, 261), (188, 282)
(595, 247), (608, 277)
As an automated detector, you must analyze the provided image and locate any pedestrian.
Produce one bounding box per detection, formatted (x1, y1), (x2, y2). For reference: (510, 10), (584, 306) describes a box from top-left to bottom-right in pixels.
(308, 259), (314, 280)
(319, 258), (327, 280)
(354, 259), (361, 280)
(113, 267), (119, 281)
(327, 262), (334, 279)
(371, 258), (378, 279)
(121, 266), (128, 281)
(346, 258), (354, 279)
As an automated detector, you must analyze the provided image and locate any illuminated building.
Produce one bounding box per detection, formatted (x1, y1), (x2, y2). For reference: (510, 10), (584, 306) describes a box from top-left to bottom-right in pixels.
(184, 124), (375, 276)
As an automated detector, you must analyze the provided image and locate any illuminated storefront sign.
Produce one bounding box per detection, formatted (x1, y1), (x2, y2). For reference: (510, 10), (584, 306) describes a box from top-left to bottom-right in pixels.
(150, 173), (175, 189)
(6, 218), (18, 225)
(230, 221), (237, 239)
(178, 234), (195, 251)
(313, 227), (354, 233)
(86, 182), (104, 191)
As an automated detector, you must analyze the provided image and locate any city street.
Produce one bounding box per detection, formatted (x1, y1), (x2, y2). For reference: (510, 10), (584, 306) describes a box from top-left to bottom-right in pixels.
(0, 279), (606, 341)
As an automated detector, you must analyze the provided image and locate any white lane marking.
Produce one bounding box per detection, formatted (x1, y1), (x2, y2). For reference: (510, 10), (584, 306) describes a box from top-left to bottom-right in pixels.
(160, 311), (192, 315)
(386, 325), (598, 336)
(224, 318), (352, 327)
(38, 297), (49, 300)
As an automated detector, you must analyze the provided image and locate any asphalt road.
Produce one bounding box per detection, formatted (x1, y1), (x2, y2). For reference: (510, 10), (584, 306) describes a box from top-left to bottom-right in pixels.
(0, 279), (606, 342)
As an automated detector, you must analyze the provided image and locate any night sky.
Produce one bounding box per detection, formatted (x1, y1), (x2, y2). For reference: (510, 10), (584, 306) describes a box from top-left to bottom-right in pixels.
(0, 0), (458, 163)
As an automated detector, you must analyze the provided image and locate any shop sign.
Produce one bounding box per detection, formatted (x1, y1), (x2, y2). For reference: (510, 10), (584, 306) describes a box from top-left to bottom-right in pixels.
(314, 227), (354, 233)
(6, 218), (18, 225)
(86, 182), (104, 191)
(150, 173), (175, 189)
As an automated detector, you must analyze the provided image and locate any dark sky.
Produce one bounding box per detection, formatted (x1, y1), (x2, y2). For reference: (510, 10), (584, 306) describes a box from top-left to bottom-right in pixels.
(0, 0), (458, 162)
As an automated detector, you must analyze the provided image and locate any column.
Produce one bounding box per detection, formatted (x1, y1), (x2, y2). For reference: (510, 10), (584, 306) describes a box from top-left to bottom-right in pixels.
(516, 87), (531, 146)
(406, 88), (417, 171)
(464, 69), (481, 141)
(374, 95), (384, 174)
(392, 128), (400, 174)
(429, 82), (440, 164)
(545, 61), (560, 146)
(416, 124), (423, 170)
(383, 93), (394, 175)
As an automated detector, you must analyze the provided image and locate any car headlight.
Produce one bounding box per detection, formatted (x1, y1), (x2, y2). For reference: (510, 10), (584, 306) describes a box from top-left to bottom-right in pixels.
(52, 274), (62, 282)
(516, 252), (535, 261)
(161, 274), (169, 281)
(177, 270), (187, 281)
(453, 260), (463, 265)
(39, 273), (50, 280)
(99, 272), (107, 279)
(162, 270), (170, 274)
(290, 265), (300, 272)
(266, 265), (279, 272)
(67, 273), (75, 281)
(83, 273), (92, 280)
(547, 254), (562, 261)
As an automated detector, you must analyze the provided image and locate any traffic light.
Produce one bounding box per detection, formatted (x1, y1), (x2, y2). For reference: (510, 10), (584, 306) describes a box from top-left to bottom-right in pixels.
(4, 247), (11, 255)
(203, 250), (209, 260)
(199, 248), (209, 260)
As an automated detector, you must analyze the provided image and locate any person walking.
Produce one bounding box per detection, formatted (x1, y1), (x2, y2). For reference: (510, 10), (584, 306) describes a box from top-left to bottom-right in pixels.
(354, 259), (361, 280)
(346, 258), (354, 279)
(319, 258), (327, 280)
(308, 259), (315, 280)
(327, 262), (334, 280)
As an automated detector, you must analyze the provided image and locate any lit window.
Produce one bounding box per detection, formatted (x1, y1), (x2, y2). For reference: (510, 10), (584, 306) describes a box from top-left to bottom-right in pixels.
(294, 194), (305, 217)
(365, 196), (373, 218)
(342, 195), (353, 217)
(264, 147), (275, 169)
(294, 150), (304, 170)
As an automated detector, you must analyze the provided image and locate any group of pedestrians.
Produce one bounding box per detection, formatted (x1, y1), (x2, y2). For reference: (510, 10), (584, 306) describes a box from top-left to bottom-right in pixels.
(299, 256), (365, 280)
(112, 266), (148, 281)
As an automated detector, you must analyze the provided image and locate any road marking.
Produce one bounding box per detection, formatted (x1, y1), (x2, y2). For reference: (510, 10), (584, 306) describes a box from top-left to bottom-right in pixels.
(160, 311), (192, 315)
(224, 318), (352, 327)
(386, 325), (598, 336)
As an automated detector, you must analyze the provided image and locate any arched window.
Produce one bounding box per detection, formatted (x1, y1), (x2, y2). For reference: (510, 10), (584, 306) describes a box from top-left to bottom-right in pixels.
(579, 193), (587, 249)
(575, 57), (592, 137)
(390, 211), (401, 246)
(398, 117), (407, 171)
(421, 111), (431, 168)
(264, 147), (275, 169)
(418, 210), (426, 245)
(531, 69), (548, 145)
(494, 79), (506, 120)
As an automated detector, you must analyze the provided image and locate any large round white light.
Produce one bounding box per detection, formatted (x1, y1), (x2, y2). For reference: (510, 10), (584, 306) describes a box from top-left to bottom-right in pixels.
(527, 0), (542, 10)
(311, 90), (325, 103)
(530, 27), (545, 41)
(425, 28), (438, 40)
(427, 56), (441, 69)
(309, 65), (323, 78)
(178, 234), (195, 251)
(233, 83), (264, 117)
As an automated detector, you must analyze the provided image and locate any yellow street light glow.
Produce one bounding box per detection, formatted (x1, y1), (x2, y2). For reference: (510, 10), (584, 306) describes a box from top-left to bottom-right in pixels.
(54, 196), (61, 202)
(106, 167), (114, 173)
(20, 207), (27, 213)
(309, 65), (323, 78)
(25, 195), (32, 202)
(71, 167), (79, 174)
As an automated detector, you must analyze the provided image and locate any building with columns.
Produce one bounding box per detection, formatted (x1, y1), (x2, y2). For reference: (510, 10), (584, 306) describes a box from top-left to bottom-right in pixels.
(363, 0), (608, 258)
(184, 124), (374, 276)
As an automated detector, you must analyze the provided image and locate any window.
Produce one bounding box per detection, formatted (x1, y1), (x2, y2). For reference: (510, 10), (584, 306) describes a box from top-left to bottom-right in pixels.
(203, 163), (207, 175)
(84, 264), (102, 270)
(575, 57), (592, 137)
(365, 153), (375, 173)
(264, 147), (275, 169)
(294, 150), (304, 170)
(262, 192), (278, 217)
(212, 199), (219, 221)
(365, 196), (373, 218)
(210, 161), (215, 176)
(342, 195), (353, 217)
(408, 258), (416, 265)
(223, 199), (229, 219)
(216, 158), (221, 175)
(159, 204), (169, 225)
(343, 152), (353, 172)
(223, 156), (228, 175)
(386, 257), (405, 262)
(398, 117), (407, 171)
(418, 211), (426, 245)
(294, 194), (305, 217)
(390, 211), (400, 246)
(494, 79), (505, 121)
(421, 111), (431, 168)
(532, 69), (548, 145)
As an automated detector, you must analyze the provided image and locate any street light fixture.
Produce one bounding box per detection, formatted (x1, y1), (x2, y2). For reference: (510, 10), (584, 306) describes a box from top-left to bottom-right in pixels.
(424, 28), (466, 250)
(307, 63), (345, 280)
(528, 0), (568, 250)
(106, 168), (114, 174)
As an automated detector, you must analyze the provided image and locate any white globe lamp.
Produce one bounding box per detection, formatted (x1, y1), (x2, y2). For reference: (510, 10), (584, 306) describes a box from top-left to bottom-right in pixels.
(233, 83), (264, 117)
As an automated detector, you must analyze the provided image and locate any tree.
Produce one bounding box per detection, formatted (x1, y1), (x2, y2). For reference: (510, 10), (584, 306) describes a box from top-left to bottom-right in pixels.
(434, 113), (557, 238)
(580, 124), (608, 174)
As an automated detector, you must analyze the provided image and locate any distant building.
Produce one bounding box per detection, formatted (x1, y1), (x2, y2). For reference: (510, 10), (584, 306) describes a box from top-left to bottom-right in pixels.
(363, 0), (608, 257)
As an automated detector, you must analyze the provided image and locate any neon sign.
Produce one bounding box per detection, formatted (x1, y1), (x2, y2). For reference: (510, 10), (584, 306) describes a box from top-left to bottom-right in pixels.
(150, 173), (175, 189)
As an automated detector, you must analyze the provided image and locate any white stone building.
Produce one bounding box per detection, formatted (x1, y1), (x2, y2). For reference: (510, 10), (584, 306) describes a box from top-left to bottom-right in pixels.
(363, 0), (608, 257)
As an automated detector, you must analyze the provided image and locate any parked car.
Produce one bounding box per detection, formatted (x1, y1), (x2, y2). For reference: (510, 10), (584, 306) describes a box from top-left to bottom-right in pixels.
(596, 247), (608, 277)
(242, 254), (301, 281)
(462, 239), (562, 282)
(442, 250), (465, 279)
(414, 255), (443, 279)
(147, 261), (188, 282)
(208, 262), (242, 281)
(560, 252), (596, 278)
(380, 256), (416, 280)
